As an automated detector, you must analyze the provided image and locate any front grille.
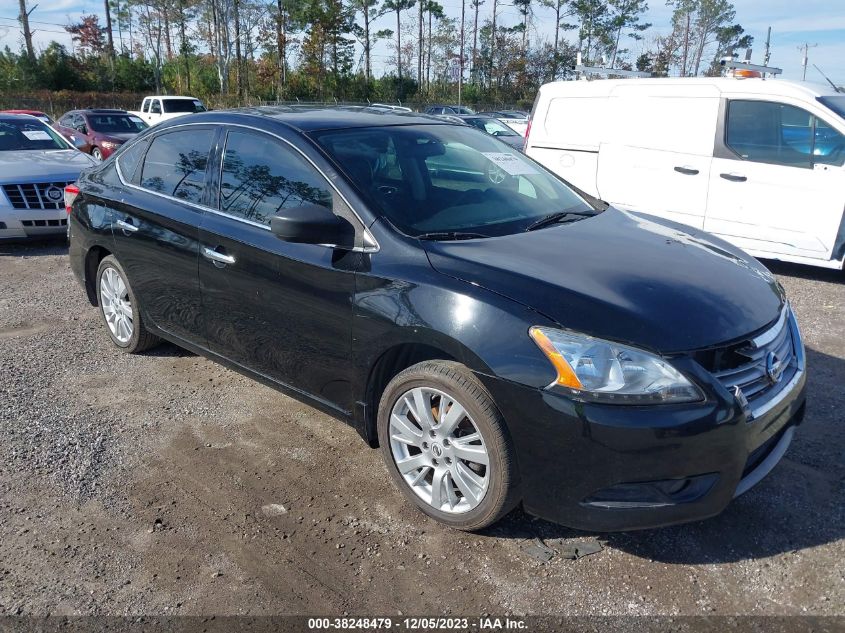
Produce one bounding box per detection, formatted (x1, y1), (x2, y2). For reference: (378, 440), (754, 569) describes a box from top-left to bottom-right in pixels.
(21, 218), (67, 227)
(2, 182), (72, 210)
(713, 308), (797, 408)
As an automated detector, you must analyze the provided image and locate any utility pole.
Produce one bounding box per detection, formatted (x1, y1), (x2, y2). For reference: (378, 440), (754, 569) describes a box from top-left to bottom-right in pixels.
(458, 0), (465, 106)
(798, 42), (817, 81)
(17, 0), (36, 62)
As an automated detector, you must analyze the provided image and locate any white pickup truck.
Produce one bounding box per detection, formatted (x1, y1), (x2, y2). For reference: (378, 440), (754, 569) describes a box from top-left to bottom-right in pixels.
(129, 95), (207, 126)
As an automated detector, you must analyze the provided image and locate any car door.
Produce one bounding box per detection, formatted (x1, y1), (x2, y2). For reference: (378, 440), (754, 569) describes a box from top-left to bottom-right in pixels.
(198, 126), (358, 412)
(597, 85), (719, 230)
(111, 126), (216, 345)
(148, 99), (162, 123)
(67, 114), (93, 153)
(705, 98), (845, 261)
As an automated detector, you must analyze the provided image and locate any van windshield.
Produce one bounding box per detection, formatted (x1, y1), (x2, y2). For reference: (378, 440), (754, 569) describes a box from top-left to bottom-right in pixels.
(314, 124), (596, 238)
(818, 96), (845, 120)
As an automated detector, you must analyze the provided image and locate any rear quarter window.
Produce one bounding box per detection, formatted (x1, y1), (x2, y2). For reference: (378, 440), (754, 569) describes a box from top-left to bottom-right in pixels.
(139, 129), (214, 203)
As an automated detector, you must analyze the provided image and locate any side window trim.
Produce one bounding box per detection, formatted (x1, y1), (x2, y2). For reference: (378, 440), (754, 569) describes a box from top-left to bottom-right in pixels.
(119, 121), (378, 252)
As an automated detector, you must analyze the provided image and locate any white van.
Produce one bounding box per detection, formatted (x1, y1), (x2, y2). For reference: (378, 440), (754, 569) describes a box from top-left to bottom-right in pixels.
(525, 78), (845, 269)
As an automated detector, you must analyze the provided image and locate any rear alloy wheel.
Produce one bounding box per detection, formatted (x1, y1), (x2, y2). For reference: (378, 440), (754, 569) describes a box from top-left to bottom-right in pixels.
(378, 361), (520, 530)
(91, 147), (102, 161)
(96, 255), (159, 353)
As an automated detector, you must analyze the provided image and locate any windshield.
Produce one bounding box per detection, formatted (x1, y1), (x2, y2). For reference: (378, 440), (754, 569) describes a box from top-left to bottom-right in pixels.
(818, 96), (845, 120)
(89, 113), (148, 133)
(163, 99), (206, 114)
(314, 124), (594, 238)
(455, 106), (475, 115)
(467, 118), (518, 137)
(0, 118), (71, 151)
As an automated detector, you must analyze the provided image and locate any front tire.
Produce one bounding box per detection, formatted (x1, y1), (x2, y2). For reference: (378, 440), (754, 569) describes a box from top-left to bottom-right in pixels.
(377, 361), (520, 531)
(91, 147), (102, 161)
(96, 255), (160, 353)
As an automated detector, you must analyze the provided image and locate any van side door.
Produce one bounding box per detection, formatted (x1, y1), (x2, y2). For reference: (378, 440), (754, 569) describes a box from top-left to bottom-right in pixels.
(596, 84), (719, 230)
(705, 98), (845, 263)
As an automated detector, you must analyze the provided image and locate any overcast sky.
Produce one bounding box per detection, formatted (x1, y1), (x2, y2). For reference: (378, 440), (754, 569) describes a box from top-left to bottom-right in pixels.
(1, 0), (843, 85)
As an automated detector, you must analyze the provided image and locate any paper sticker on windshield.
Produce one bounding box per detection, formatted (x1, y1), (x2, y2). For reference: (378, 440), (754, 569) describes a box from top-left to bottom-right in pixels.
(22, 130), (52, 141)
(481, 152), (537, 175)
(129, 116), (144, 124)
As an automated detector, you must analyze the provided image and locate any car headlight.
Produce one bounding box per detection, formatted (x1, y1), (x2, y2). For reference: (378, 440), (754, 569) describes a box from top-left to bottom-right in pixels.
(101, 141), (119, 149)
(529, 327), (703, 404)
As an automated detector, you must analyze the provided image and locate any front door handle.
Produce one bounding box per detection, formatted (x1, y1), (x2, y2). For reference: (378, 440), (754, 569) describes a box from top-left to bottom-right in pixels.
(202, 246), (236, 266)
(720, 173), (747, 182)
(674, 166), (699, 175)
(115, 219), (139, 233)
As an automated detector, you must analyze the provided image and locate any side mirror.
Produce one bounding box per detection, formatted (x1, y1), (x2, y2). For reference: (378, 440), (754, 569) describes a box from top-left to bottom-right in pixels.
(78, 125), (88, 134)
(270, 203), (356, 249)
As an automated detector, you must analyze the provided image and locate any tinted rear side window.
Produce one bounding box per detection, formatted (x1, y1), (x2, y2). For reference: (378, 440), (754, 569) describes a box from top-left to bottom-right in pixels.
(140, 129), (214, 203)
(117, 139), (149, 183)
(218, 129), (333, 225)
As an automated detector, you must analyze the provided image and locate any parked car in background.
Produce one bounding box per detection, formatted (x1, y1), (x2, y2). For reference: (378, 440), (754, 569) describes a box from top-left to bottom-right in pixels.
(0, 113), (97, 240)
(369, 103), (413, 113)
(450, 115), (525, 150)
(479, 110), (529, 136)
(68, 108), (805, 532)
(525, 77), (845, 269)
(0, 109), (55, 126)
(424, 104), (476, 115)
(129, 95), (207, 126)
(56, 109), (149, 160)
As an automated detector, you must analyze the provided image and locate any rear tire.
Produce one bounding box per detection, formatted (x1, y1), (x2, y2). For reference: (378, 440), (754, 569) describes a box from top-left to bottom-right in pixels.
(96, 255), (160, 353)
(377, 360), (520, 531)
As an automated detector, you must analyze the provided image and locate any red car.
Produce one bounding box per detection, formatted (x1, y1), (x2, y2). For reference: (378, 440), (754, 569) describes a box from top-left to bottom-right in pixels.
(0, 110), (54, 126)
(56, 109), (148, 160)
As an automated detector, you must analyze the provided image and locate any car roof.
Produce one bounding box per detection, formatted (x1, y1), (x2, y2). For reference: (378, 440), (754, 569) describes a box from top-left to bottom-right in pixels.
(540, 77), (841, 100)
(0, 113), (49, 122)
(172, 106), (448, 133)
(145, 95), (200, 100)
(1, 109), (49, 116)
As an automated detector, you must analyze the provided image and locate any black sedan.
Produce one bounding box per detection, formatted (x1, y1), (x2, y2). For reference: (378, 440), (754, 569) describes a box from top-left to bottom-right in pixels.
(67, 108), (806, 531)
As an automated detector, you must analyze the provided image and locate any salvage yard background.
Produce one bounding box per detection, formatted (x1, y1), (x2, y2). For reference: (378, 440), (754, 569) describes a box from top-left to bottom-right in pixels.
(0, 240), (842, 616)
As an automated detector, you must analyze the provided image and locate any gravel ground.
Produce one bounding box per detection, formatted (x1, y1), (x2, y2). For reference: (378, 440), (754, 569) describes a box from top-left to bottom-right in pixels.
(0, 239), (843, 617)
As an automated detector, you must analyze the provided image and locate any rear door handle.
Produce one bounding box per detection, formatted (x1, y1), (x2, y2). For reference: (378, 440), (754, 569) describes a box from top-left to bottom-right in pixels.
(115, 219), (139, 233)
(203, 246), (236, 266)
(720, 173), (747, 182)
(674, 166), (699, 175)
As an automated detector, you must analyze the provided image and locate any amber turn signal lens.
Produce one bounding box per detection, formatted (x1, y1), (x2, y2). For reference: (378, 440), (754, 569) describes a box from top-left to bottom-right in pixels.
(529, 327), (584, 389)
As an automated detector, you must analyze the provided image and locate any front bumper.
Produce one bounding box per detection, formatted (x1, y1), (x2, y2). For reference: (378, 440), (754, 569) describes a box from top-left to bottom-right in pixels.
(0, 206), (67, 239)
(480, 365), (806, 532)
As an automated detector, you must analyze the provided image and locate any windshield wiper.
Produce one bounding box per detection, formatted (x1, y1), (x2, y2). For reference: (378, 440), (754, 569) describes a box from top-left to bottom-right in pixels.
(525, 210), (595, 232)
(417, 231), (490, 241)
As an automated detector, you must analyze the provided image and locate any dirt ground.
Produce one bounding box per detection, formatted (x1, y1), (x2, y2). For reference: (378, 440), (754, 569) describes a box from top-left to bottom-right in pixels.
(0, 240), (843, 618)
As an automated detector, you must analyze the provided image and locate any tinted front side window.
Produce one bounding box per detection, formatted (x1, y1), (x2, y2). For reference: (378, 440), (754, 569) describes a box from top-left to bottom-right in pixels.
(140, 129), (213, 203)
(218, 130), (333, 226)
(726, 100), (845, 168)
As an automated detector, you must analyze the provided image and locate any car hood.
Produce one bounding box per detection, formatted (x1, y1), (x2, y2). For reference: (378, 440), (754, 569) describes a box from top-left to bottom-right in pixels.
(423, 209), (784, 353)
(99, 133), (136, 143)
(0, 149), (97, 182)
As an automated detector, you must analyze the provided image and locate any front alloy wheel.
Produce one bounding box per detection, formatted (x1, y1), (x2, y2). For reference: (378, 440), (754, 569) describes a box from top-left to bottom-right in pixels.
(378, 361), (520, 530)
(389, 386), (490, 514)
